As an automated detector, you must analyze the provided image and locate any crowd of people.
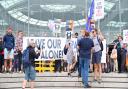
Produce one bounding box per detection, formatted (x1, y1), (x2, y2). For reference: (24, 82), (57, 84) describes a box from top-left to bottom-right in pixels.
(0, 27), (41, 89)
(0, 27), (23, 73)
(0, 27), (128, 88)
(63, 28), (128, 88)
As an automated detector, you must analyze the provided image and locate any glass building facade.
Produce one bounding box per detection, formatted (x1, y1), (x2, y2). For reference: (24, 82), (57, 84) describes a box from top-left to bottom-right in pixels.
(0, 0), (128, 43)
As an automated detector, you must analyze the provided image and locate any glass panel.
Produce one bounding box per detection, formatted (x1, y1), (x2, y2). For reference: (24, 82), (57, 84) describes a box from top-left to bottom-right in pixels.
(40, 5), (76, 12)
(16, 12), (23, 16)
(29, 21), (37, 25)
(10, 14), (20, 18)
(0, 1), (9, 8)
(107, 21), (127, 27)
(104, 1), (115, 12)
(0, 0), (23, 9)
(29, 18), (38, 22)
(19, 15), (28, 20)
(37, 21), (48, 26)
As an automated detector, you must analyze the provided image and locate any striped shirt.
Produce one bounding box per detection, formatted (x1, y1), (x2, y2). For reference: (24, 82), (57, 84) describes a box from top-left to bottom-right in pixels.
(15, 36), (23, 50)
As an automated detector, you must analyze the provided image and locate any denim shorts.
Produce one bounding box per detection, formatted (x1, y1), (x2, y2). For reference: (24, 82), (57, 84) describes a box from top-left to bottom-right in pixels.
(92, 51), (102, 64)
(24, 66), (36, 81)
(67, 58), (72, 65)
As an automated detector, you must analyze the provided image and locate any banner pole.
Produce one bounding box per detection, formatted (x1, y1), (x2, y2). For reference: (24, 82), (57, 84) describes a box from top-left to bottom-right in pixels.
(98, 19), (100, 31)
(119, 0), (122, 35)
(27, 0), (30, 37)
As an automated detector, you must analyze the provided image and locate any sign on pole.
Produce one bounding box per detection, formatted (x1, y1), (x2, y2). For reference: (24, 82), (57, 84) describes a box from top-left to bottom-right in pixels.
(123, 30), (128, 43)
(94, 0), (104, 20)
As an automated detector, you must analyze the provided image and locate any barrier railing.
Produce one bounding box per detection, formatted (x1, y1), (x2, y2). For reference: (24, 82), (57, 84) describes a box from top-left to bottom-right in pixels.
(35, 59), (55, 73)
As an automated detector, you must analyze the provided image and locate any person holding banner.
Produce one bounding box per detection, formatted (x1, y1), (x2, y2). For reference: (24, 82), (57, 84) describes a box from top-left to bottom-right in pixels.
(78, 30), (94, 88)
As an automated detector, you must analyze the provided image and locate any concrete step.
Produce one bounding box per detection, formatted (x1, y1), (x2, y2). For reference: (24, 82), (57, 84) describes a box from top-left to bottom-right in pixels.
(1, 87), (127, 89)
(0, 82), (128, 88)
(0, 72), (128, 89)
(0, 77), (128, 83)
(0, 72), (128, 78)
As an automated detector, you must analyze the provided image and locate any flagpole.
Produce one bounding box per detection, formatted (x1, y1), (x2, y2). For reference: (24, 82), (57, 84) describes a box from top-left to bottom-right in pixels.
(86, 0), (88, 17)
(27, 0), (30, 37)
(119, 0), (122, 34)
(85, 0), (88, 30)
(98, 20), (100, 31)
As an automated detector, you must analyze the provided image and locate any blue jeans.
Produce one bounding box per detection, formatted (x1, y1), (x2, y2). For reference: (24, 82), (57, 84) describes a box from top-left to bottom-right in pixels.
(78, 56), (81, 76)
(24, 66), (36, 81)
(79, 57), (90, 86)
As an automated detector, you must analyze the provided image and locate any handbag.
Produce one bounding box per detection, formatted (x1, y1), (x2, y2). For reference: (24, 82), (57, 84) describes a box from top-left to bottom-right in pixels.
(110, 49), (117, 59)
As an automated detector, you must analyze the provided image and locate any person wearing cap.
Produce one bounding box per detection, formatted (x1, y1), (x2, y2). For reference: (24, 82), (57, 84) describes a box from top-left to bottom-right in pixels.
(3, 27), (15, 73)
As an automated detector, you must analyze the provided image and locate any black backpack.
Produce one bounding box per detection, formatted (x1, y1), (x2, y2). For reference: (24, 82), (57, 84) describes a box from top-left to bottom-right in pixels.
(97, 36), (103, 51)
(22, 48), (31, 68)
(64, 47), (68, 55)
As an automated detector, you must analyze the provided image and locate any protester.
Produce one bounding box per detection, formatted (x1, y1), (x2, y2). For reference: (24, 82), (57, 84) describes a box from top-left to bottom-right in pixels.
(15, 31), (23, 72)
(3, 27), (15, 73)
(71, 32), (78, 72)
(120, 43), (127, 73)
(101, 38), (107, 73)
(77, 30), (85, 77)
(116, 36), (123, 73)
(78, 30), (94, 88)
(22, 42), (40, 89)
(66, 42), (74, 76)
(110, 44), (118, 72)
(126, 52), (128, 72)
(91, 29), (103, 83)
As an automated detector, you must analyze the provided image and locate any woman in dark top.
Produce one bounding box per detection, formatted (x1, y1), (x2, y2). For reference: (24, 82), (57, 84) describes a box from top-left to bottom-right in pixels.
(22, 42), (40, 89)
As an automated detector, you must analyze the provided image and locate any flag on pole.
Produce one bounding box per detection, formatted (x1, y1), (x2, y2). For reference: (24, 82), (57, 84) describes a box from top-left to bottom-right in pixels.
(86, 0), (94, 32)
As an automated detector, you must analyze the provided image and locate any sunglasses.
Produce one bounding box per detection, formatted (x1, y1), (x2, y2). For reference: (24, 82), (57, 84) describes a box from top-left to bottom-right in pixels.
(92, 31), (95, 33)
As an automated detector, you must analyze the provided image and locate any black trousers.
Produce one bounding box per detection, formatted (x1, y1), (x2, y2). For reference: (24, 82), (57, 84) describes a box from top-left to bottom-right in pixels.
(117, 54), (121, 72)
(13, 51), (22, 72)
(0, 55), (4, 72)
(121, 49), (127, 72)
(55, 60), (61, 72)
(17, 51), (22, 71)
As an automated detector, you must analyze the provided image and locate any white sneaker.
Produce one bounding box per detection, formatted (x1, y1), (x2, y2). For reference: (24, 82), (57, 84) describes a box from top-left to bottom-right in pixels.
(9, 68), (12, 73)
(5, 68), (6, 71)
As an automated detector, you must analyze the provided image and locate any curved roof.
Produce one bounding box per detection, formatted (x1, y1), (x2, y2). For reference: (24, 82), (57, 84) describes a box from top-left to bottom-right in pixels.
(0, 0), (116, 28)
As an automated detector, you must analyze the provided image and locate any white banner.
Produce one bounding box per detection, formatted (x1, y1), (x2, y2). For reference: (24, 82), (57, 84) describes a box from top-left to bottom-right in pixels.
(94, 0), (104, 20)
(123, 30), (128, 43)
(23, 37), (77, 60)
